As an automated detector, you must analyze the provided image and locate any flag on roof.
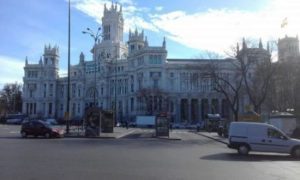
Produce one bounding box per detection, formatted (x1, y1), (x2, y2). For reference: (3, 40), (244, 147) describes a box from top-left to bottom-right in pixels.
(281, 17), (288, 28)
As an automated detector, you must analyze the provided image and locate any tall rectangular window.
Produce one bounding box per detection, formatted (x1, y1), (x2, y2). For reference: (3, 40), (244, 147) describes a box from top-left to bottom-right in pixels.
(49, 84), (53, 97)
(78, 87), (81, 97)
(61, 85), (64, 97)
(131, 98), (134, 111)
(44, 84), (47, 98)
(26, 103), (29, 114)
(103, 25), (110, 40)
(72, 83), (76, 98)
(60, 104), (63, 112)
(30, 103), (33, 114)
(130, 75), (134, 92)
(33, 103), (36, 114)
(130, 45), (135, 51)
(48, 103), (52, 115)
(118, 80), (122, 94)
(72, 103), (76, 115)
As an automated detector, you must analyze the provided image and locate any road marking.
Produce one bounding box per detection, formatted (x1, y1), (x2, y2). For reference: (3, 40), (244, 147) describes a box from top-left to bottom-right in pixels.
(116, 130), (137, 139)
(9, 131), (19, 134)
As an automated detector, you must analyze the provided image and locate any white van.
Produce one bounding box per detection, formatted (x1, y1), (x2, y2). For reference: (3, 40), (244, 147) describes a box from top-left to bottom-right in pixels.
(228, 122), (300, 158)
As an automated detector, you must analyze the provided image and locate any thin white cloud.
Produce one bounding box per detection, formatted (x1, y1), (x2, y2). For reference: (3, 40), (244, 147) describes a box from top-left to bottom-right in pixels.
(118, 0), (134, 5)
(73, 0), (158, 32)
(0, 55), (25, 87)
(150, 0), (300, 55)
(155, 6), (163, 11)
(73, 0), (108, 24)
(73, 0), (300, 56)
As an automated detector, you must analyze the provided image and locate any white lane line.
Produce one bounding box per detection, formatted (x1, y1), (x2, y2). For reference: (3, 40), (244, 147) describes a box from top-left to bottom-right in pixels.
(9, 131), (19, 134)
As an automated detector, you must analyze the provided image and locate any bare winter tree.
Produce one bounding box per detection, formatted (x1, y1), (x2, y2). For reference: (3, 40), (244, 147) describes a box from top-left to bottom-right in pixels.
(137, 88), (166, 115)
(237, 40), (274, 113)
(0, 82), (22, 114)
(268, 59), (300, 114)
(206, 58), (244, 121)
(204, 39), (274, 120)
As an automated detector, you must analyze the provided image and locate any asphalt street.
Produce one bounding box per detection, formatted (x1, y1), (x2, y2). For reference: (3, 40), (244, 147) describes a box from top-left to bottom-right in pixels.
(0, 125), (299, 180)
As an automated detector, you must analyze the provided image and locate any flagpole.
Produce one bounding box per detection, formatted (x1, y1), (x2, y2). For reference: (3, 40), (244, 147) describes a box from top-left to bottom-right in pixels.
(280, 17), (288, 37)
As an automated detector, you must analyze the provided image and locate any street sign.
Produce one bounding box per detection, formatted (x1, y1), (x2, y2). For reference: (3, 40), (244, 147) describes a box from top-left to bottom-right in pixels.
(64, 112), (69, 121)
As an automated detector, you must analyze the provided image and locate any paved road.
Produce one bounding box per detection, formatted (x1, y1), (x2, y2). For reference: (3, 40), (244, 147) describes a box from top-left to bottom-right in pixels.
(0, 125), (300, 180)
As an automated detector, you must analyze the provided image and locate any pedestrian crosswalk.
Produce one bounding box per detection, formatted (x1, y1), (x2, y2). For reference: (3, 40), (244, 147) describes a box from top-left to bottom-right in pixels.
(122, 128), (203, 140)
(137, 129), (190, 134)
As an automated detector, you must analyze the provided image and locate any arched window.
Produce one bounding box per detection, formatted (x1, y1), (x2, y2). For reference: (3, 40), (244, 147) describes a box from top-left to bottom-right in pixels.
(86, 87), (98, 99)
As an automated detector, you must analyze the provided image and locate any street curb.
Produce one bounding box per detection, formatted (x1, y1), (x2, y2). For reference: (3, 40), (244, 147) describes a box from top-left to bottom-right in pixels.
(152, 134), (182, 141)
(193, 132), (228, 145)
(64, 129), (137, 139)
(155, 136), (182, 141)
(64, 135), (116, 139)
(115, 130), (137, 139)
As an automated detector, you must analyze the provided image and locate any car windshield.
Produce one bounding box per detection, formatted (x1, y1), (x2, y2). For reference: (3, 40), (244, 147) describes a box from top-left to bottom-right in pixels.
(38, 120), (52, 128)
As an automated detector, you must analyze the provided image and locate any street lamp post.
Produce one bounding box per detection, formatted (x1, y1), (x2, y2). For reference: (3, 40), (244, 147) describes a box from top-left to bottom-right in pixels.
(66, 0), (71, 134)
(82, 27), (102, 107)
(113, 47), (118, 126)
(115, 58), (117, 125)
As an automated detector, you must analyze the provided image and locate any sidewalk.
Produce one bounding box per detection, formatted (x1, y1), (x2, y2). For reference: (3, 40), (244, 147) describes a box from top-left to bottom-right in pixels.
(193, 131), (228, 145)
(64, 127), (137, 139)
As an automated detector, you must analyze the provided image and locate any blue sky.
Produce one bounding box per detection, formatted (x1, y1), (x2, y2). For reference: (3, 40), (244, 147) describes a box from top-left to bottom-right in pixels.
(0, 0), (299, 87)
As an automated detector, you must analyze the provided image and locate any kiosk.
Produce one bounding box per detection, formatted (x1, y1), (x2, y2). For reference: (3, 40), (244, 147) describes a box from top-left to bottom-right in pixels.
(84, 107), (114, 137)
(155, 114), (170, 137)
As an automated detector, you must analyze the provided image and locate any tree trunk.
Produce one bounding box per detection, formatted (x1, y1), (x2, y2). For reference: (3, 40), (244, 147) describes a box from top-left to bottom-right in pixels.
(233, 110), (239, 122)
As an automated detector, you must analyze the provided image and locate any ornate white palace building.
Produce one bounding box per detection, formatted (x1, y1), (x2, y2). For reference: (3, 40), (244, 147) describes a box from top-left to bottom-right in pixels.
(22, 3), (298, 123)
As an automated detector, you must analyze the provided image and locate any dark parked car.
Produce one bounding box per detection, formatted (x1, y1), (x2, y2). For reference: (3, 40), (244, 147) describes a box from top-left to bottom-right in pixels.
(6, 114), (28, 125)
(21, 120), (64, 138)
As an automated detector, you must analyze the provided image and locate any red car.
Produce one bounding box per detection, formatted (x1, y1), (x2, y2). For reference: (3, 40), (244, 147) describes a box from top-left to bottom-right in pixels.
(21, 120), (64, 138)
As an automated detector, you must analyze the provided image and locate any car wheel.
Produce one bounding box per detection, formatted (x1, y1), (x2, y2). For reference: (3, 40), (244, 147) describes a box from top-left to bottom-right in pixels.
(238, 145), (249, 155)
(21, 131), (27, 138)
(45, 132), (51, 139)
(292, 147), (300, 159)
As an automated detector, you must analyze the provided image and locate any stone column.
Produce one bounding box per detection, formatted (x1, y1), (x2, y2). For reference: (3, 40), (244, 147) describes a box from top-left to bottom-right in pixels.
(53, 101), (56, 118)
(175, 98), (180, 123)
(45, 102), (48, 118)
(208, 99), (211, 114)
(22, 102), (26, 114)
(188, 99), (192, 124)
(217, 98), (221, 114)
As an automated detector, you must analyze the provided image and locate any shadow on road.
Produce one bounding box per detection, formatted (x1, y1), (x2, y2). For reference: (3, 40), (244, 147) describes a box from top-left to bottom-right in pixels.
(200, 152), (298, 162)
(0, 136), (22, 140)
(0, 136), (63, 140)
